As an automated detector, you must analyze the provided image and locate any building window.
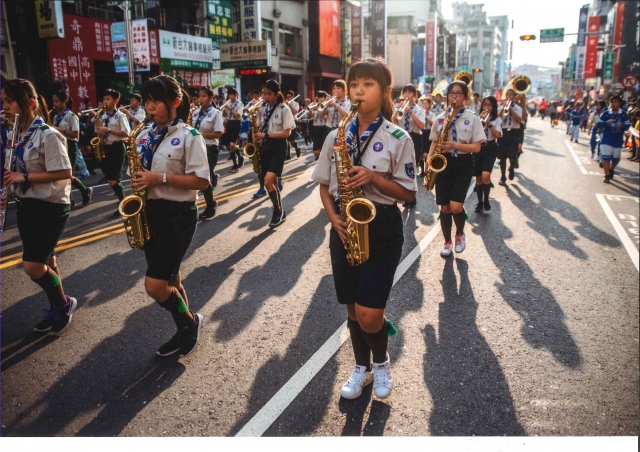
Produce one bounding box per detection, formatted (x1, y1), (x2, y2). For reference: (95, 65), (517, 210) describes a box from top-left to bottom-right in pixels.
(483, 31), (493, 38)
(279, 23), (302, 59)
(262, 19), (274, 42)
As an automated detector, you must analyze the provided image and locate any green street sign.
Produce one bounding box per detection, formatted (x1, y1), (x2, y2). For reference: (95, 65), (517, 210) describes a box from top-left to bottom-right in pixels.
(603, 52), (615, 81)
(458, 66), (470, 71)
(540, 28), (564, 43)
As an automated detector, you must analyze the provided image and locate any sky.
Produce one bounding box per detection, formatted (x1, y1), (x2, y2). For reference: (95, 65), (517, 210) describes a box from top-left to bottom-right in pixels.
(439, 0), (591, 69)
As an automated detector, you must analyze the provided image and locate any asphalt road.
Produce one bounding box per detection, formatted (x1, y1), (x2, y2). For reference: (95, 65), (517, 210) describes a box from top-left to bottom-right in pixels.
(1, 120), (638, 437)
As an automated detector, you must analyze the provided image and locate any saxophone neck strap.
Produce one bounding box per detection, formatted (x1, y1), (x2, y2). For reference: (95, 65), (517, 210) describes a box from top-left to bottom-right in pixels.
(353, 114), (384, 166)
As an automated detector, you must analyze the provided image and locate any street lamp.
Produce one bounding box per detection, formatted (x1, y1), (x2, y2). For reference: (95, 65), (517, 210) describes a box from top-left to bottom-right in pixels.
(519, 35), (536, 41)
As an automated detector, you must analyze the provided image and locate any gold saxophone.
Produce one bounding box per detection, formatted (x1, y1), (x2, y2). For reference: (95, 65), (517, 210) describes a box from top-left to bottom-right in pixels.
(423, 101), (456, 191)
(90, 106), (107, 163)
(334, 102), (376, 266)
(243, 100), (265, 174)
(118, 117), (151, 250)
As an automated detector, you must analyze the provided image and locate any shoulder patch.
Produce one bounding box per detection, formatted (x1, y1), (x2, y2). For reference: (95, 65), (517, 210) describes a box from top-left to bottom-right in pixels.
(391, 128), (405, 139)
(189, 128), (201, 136)
(39, 125), (50, 131)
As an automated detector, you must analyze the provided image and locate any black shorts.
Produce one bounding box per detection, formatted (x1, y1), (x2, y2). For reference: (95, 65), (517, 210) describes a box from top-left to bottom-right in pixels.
(16, 197), (70, 263)
(221, 120), (241, 147)
(519, 126), (526, 144)
(409, 131), (423, 160)
(422, 130), (432, 155)
(329, 205), (403, 309)
(435, 153), (474, 205)
(473, 141), (498, 175)
(144, 199), (198, 281)
(67, 140), (79, 169)
(312, 125), (329, 151)
(497, 129), (520, 160)
(102, 142), (126, 181)
(550, 113), (557, 120)
(288, 127), (298, 141)
(260, 139), (288, 177)
(206, 144), (219, 173)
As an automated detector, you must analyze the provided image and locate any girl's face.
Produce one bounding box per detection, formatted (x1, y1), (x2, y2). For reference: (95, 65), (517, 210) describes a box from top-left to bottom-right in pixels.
(422, 99), (430, 110)
(1, 89), (25, 119)
(197, 91), (212, 106)
(145, 97), (179, 124)
(261, 88), (277, 105)
(52, 95), (66, 111)
(482, 99), (493, 113)
(447, 86), (466, 107)
(333, 85), (345, 98)
(402, 90), (415, 102)
(348, 77), (386, 115)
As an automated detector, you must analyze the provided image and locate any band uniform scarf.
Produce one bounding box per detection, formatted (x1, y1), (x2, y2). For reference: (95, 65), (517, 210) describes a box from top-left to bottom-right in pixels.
(333, 98), (346, 127)
(141, 117), (181, 170)
(195, 104), (214, 131)
(13, 117), (44, 192)
(448, 107), (466, 157)
(53, 109), (70, 127)
(261, 102), (279, 134)
(343, 113), (383, 165)
(404, 105), (414, 131)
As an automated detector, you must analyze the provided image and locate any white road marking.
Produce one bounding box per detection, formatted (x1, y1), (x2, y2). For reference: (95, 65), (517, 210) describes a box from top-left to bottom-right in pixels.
(236, 185), (474, 437)
(596, 193), (639, 272)
(6, 179), (132, 206)
(565, 140), (588, 174)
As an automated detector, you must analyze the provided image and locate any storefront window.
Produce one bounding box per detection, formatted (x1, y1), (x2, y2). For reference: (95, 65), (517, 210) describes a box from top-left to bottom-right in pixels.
(279, 24), (301, 59)
(262, 19), (273, 42)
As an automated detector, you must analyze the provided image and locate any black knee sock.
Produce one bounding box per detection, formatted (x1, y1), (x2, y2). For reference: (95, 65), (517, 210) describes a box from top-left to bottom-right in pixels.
(499, 159), (507, 179)
(230, 150), (238, 167)
(453, 210), (466, 235)
(211, 171), (219, 188)
(476, 184), (483, 203)
(32, 266), (66, 307)
(360, 320), (388, 364)
(71, 177), (88, 194)
(111, 183), (125, 201)
(177, 285), (189, 309)
(258, 173), (265, 190)
(203, 185), (215, 208)
(268, 188), (282, 211)
(157, 288), (195, 329)
(440, 211), (453, 242)
(483, 183), (491, 201)
(347, 318), (371, 371)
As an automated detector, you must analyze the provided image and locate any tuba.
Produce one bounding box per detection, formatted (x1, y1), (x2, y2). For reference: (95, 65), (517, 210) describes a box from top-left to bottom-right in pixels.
(334, 102), (376, 266)
(243, 100), (265, 174)
(118, 117), (151, 250)
(423, 101), (457, 191)
(455, 71), (475, 109)
(90, 106), (107, 163)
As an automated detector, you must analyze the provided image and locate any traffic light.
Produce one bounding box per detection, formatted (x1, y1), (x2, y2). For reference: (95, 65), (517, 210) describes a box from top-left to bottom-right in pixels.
(520, 35), (537, 41)
(473, 68), (482, 73)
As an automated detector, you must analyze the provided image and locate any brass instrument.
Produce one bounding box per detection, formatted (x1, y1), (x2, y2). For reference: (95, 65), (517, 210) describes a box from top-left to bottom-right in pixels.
(1, 114), (19, 231)
(317, 96), (337, 112)
(285, 94), (300, 106)
(90, 106), (107, 163)
(395, 98), (411, 119)
(479, 110), (491, 128)
(118, 117), (151, 250)
(79, 106), (102, 114)
(333, 101), (376, 266)
(243, 100), (266, 174)
(423, 101), (456, 191)
(455, 71), (475, 109)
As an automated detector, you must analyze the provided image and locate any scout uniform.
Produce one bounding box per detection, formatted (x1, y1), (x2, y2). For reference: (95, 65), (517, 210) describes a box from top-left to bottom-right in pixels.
(220, 99), (244, 147)
(474, 114), (502, 212)
(498, 102), (522, 161)
(53, 108), (91, 204)
(256, 101), (296, 177)
(192, 104), (224, 180)
(128, 106), (146, 129)
(401, 103), (426, 158)
(326, 97), (352, 130)
(96, 108), (130, 181)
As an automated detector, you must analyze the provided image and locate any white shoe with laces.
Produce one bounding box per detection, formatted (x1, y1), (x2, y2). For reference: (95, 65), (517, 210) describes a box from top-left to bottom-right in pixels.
(372, 355), (393, 399)
(440, 241), (453, 257)
(340, 364), (374, 399)
(454, 233), (466, 253)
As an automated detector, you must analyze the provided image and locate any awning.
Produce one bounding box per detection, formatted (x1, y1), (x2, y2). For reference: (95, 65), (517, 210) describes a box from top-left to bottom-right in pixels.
(308, 55), (343, 79)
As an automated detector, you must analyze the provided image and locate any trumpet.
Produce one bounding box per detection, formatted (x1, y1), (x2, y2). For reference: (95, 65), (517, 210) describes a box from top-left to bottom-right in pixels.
(395, 99), (411, 119)
(317, 96), (337, 112)
(79, 106), (103, 114)
(479, 110), (491, 127)
(218, 100), (232, 111)
(499, 100), (512, 115)
(295, 109), (309, 120)
(117, 104), (131, 111)
(285, 94), (300, 106)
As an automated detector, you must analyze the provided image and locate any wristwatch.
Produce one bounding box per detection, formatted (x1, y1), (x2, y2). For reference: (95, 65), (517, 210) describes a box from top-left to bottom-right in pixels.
(162, 172), (167, 184)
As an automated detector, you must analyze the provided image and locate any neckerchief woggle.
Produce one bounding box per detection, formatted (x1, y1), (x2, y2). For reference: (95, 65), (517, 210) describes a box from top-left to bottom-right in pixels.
(141, 117), (181, 170)
(448, 107), (466, 157)
(261, 102), (278, 134)
(54, 109), (70, 127)
(13, 117), (44, 192)
(195, 104), (214, 131)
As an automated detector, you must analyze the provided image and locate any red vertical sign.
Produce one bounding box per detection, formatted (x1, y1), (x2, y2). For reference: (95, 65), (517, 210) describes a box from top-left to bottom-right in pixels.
(613, 2), (625, 77)
(583, 16), (600, 78)
(425, 20), (435, 75)
(351, 6), (362, 61)
(149, 29), (160, 65)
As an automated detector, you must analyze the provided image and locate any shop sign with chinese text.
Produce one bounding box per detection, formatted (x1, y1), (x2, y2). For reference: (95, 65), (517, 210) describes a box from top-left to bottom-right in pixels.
(159, 30), (214, 70)
(220, 40), (271, 69)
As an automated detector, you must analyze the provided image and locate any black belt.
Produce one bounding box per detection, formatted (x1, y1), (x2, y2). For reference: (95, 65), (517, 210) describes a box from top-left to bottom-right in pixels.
(504, 128), (520, 132)
(372, 201), (398, 209)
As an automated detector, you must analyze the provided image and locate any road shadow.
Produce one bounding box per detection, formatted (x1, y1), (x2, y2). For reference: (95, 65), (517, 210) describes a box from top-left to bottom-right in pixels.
(3, 303), (186, 436)
(423, 258), (525, 435)
(468, 201), (582, 369)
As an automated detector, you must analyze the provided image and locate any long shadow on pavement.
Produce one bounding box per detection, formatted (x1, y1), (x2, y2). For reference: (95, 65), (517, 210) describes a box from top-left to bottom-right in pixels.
(423, 258), (525, 435)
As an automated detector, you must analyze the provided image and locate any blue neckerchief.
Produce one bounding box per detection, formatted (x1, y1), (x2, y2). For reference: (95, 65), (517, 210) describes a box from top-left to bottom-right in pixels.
(333, 98), (346, 126)
(404, 105), (413, 131)
(54, 109), (70, 127)
(13, 117), (44, 192)
(261, 102), (278, 134)
(129, 107), (141, 128)
(449, 107), (466, 157)
(195, 104), (214, 131)
(102, 109), (117, 128)
(141, 117), (181, 170)
(343, 113), (383, 165)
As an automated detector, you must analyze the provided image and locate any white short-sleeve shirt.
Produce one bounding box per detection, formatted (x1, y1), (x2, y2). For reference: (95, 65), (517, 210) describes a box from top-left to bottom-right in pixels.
(191, 105), (224, 146)
(96, 109), (131, 144)
(429, 108), (486, 154)
(326, 97), (352, 129)
(312, 117), (418, 205)
(401, 104), (426, 134)
(53, 109), (79, 142)
(222, 100), (244, 122)
(485, 116), (502, 141)
(261, 102), (296, 134)
(502, 103), (523, 130)
(128, 106), (146, 128)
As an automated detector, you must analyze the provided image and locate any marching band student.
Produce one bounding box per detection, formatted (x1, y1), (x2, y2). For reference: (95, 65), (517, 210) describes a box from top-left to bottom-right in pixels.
(474, 96), (502, 213)
(421, 97), (436, 178)
(133, 75), (210, 357)
(598, 94), (631, 183)
(432, 93), (446, 116)
(221, 87), (244, 173)
(121, 93), (145, 129)
(192, 86), (224, 220)
(285, 90), (301, 159)
(312, 57), (418, 400)
(311, 90), (329, 161)
(395, 84), (424, 208)
(426, 80), (485, 257)
(1, 79), (78, 333)
(51, 91), (92, 207)
(299, 98), (312, 150)
(253, 80), (294, 227)
(96, 89), (131, 216)
(496, 88), (523, 185)
(321, 80), (351, 131)
(516, 95), (528, 167)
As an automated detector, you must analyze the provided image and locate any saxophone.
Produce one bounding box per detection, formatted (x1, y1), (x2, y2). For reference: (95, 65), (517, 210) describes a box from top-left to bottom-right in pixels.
(334, 102), (377, 266)
(1, 114), (19, 232)
(423, 100), (456, 191)
(243, 100), (265, 174)
(90, 106), (107, 163)
(118, 117), (151, 250)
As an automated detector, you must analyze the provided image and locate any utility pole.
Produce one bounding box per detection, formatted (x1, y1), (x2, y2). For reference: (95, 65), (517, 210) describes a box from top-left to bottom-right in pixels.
(114, 0), (135, 86)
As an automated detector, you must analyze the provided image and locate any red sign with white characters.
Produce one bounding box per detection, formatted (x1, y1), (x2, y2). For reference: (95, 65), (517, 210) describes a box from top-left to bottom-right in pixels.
(583, 16), (600, 79)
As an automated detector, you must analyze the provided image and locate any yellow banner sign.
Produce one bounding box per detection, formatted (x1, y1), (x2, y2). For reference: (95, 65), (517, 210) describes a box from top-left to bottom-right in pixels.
(35, 0), (64, 39)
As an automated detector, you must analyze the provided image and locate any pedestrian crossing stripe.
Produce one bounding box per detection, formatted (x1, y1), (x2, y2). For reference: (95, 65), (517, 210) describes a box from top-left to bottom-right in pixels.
(392, 129), (405, 139)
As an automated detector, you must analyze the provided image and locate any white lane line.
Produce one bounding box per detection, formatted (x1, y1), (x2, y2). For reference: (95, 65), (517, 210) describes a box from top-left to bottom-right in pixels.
(596, 193), (640, 272)
(236, 185), (474, 437)
(564, 140), (588, 174)
(6, 179), (132, 206)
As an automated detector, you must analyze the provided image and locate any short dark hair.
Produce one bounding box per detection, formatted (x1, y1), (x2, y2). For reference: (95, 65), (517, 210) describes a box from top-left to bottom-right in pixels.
(103, 88), (120, 100)
(474, 92), (480, 97)
(482, 95), (499, 120)
(316, 90), (328, 98)
(333, 79), (347, 91)
(446, 80), (469, 101)
(130, 93), (142, 102)
(227, 87), (238, 96)
(286, 90), (295, 96)
(402, 84), (417, 96)
(199, 86), (214, 97)
(252, 89), (260, 95)
(608, 93), (622, 102)
(140, 75), (191, 122)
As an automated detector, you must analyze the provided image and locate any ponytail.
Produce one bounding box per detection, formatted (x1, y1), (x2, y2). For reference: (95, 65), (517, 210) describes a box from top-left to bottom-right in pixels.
(276, 92), (284, 105)
(37, 94), (51, 125)
(381, 97), (393, 122)
(176, 88), (191, 122)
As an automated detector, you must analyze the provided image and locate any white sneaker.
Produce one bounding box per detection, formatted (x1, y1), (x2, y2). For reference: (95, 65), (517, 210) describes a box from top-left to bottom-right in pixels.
(372, 355), (393, 399)
(440, 241), (453, 257)
(341, 364), (374, 399)
(454, 233), (466, 253)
